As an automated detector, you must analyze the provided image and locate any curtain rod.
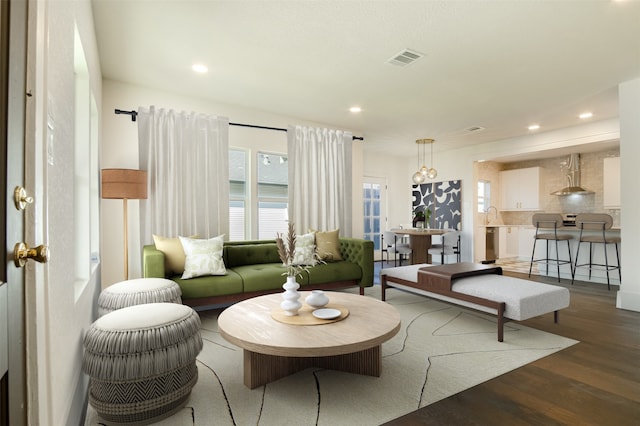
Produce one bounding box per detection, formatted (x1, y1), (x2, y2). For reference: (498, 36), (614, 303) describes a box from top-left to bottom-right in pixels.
(114, 109), (364, 141)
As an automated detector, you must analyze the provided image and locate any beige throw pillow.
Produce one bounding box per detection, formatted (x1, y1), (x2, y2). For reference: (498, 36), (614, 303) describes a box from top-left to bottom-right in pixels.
(153, 234), (188, 275)
(311, 229), (343, 261)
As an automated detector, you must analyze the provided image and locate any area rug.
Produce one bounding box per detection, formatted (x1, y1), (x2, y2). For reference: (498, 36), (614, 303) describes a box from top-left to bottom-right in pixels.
(85, 286), (577, 425)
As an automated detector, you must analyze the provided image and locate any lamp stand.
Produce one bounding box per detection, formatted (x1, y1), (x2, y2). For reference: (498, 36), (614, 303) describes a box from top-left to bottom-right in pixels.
(123, 198), (129, 280)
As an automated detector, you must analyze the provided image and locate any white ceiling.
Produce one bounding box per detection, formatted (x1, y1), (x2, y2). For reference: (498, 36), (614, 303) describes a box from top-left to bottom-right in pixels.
(92, 0), (640, 159)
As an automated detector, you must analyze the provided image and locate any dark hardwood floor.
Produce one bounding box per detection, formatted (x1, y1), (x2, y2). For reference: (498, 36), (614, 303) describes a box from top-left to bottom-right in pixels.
(382, 270), (640, 425)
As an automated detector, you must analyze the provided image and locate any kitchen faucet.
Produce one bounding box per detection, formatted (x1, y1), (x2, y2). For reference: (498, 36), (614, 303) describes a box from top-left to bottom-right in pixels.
(484, 206), (498, 225)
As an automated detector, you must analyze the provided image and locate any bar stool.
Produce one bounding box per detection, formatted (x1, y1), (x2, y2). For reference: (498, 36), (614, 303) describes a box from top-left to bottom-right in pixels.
(529, 213), (573, 282)
(572, 213), (621, 290)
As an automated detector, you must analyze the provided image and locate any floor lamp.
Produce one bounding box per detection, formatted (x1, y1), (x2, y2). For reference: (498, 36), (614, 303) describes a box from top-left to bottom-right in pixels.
(101, 169), (148, 280)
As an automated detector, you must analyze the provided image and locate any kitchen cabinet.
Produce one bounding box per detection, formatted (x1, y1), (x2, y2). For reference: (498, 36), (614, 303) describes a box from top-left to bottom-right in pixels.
(499, 167), (541, 211)
(518, 228), (536, 261)
(603, 157), (620, 209)
(498, 226), (519, 259)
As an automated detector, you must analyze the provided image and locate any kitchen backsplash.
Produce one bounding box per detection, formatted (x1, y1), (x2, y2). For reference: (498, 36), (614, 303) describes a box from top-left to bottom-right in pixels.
(476, 148), (621, 228)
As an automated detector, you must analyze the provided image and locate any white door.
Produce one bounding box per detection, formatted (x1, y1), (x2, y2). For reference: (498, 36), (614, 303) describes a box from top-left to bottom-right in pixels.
(363, 177), (387, 261)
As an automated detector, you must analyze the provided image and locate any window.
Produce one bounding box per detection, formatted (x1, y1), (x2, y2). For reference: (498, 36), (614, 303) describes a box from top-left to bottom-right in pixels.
(229, 149), (288, 241)
(229, 149), (247, 240)
(74, 25), (92, 298)
(478, 180), (491, 213)
(257, 152), (288, 239)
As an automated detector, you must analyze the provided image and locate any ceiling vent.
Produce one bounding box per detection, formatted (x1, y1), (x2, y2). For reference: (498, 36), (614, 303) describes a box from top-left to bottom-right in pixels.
(465, 126), (485, 133)
(386, 49), (424, 67)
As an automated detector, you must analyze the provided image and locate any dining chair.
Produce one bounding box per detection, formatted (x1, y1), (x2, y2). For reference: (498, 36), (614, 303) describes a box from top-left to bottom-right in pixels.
(427, 230), (461, 264)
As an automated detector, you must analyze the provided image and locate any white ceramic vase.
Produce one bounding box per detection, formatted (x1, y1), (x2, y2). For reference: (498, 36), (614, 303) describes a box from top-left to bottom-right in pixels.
(305, 290), (329, 309)
(280, 276), (302, 316)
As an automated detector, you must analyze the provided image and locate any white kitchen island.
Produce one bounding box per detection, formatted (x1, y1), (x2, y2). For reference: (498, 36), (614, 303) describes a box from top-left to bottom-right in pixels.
(476, 225), (621, 287)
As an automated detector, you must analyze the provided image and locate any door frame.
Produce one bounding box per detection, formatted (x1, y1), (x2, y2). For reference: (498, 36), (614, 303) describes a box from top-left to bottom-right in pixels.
(3, 0), (29, 424)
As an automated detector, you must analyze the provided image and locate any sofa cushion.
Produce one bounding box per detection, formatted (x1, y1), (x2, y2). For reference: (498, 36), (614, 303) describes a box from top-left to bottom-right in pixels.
(312, 229), (343, 261)
(306, 261), (361, 285)
(179, 235), (226, 279)
(172, 269), (243, 300)
(225, 243), (281, 268)
(233, 263), (309, 292)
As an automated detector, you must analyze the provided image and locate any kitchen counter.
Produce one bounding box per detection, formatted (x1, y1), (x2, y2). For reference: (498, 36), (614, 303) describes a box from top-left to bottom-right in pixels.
(479, 224), (621, 231)
(475, 224), (621, 286)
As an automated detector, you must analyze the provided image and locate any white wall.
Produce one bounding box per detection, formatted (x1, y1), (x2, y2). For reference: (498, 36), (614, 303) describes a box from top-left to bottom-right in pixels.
(28, 0), (103, 424)
(363, 152), (413, 229)
(617, 78), (640, 312)
(101, 80), (364, 286)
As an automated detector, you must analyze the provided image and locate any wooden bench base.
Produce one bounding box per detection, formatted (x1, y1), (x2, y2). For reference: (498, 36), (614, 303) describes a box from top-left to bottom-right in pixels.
(381, 263), (566, 342)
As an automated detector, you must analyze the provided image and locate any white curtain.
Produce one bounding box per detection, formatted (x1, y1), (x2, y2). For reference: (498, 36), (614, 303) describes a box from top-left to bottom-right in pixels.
(287, 125), (353, 236)
(138, 106), (230, 245)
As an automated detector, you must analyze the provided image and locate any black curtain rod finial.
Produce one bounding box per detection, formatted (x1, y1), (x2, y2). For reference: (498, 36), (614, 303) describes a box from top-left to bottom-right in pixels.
(115, 109), (138, 122)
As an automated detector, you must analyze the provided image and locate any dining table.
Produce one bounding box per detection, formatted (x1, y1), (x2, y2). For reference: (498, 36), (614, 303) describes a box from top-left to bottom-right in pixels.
(393, 228), (447, 264)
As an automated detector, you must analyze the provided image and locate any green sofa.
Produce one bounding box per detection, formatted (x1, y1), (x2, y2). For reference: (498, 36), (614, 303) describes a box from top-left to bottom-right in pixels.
(143, 238), (374, 307)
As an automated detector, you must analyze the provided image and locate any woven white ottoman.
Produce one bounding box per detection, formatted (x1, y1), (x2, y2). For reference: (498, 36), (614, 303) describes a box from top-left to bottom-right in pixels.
(98, 278), (182, 317)
(83, 303), (202, 424)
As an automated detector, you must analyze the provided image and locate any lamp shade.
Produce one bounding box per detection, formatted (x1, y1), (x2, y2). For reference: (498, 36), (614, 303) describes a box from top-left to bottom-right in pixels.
(101, 169), (148, 200)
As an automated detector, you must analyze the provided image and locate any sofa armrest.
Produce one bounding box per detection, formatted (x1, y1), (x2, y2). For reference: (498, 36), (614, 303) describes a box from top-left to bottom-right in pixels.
(339, 238), (374, 287)
(143, 244), (167, 278)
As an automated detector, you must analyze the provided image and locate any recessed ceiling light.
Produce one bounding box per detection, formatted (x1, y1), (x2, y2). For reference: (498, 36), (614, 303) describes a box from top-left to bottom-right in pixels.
(579, 112), (593, 119)
(349, 106), (362, 113)
(192, 63), (208, 74)
(528, 124), (540, 131)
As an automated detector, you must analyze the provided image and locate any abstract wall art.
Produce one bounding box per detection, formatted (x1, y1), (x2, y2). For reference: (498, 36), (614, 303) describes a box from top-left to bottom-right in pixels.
(412, 180), (462, 230)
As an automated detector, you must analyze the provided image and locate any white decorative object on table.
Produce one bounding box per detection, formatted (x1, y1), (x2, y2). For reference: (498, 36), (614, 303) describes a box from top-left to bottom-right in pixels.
(275, 222), (320, 316)
(312, 308), (341, 320)
(305, 290), (329, 309)
(280, 276), (302, 316)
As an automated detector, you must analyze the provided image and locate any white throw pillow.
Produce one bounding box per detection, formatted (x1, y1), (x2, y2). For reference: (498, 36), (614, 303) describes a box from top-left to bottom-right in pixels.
(292, 232), (317, 266)
(179, 235), (226, 279)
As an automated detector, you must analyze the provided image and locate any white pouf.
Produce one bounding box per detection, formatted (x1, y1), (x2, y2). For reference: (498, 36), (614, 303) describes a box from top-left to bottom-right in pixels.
(83, 303), (202, 424)
(98, 277), (182, 317)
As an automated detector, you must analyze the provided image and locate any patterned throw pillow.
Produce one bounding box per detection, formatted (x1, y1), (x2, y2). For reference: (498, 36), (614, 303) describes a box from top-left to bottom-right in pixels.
(179, 235), (226, 279)
(292, 232), (317, 266)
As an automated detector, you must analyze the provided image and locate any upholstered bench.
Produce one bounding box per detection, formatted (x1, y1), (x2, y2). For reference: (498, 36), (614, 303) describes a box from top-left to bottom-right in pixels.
(98, 277), (182, 317)
(83, 303), (202, 424)
(380, 263), (570, 342)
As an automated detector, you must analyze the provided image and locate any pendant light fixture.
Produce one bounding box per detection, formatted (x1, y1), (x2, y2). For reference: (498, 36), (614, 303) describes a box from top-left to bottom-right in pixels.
(412, 138), (437, 184)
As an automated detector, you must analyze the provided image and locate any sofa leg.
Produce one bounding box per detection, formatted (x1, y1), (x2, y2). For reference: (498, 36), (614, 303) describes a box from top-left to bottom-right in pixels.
(554, 310), (559, 323)
(381, 277), (386, 301)
(359, 287), (364, 296)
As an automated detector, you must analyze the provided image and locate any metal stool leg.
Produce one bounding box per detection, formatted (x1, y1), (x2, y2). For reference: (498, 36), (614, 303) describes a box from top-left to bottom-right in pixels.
(604, 241), (611, 291)
(588, 242), (593, 280)
(529, 239), (537, 278)
(615, 243), (622, 282)
(572, 239), (581, 285)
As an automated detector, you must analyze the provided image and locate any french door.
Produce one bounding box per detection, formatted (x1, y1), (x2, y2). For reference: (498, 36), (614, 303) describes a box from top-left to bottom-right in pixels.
(363, 177), (386, 261)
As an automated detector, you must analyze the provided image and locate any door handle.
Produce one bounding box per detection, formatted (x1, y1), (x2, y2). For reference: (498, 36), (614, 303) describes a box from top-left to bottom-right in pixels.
(14, 242), (50, 267)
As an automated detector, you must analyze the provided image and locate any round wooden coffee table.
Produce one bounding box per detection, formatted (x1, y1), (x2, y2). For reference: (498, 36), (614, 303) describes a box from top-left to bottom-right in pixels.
(218, 291), (401, 388)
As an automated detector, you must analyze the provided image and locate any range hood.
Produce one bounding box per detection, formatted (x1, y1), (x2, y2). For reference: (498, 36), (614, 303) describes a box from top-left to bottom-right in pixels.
(551, 153), (594, 196)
